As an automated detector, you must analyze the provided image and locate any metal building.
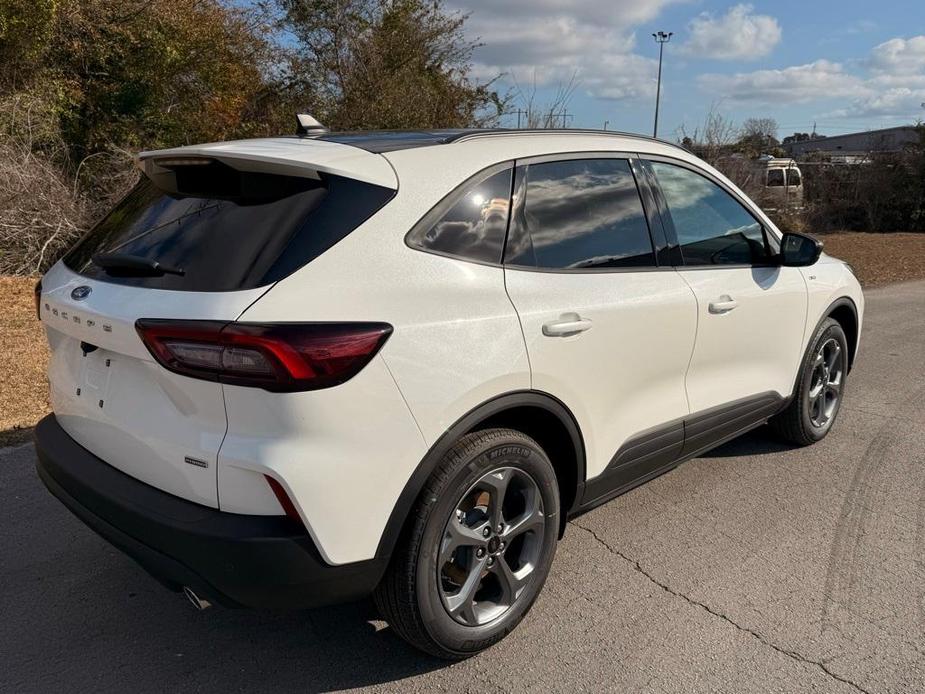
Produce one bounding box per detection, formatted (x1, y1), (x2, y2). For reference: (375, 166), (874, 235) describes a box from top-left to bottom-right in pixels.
(783, 125), (920, 158)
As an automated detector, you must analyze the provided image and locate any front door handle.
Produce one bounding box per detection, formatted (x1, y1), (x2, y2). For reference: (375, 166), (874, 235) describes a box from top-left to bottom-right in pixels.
(708, 295), (738, 314)
(542, 313), (593, 337)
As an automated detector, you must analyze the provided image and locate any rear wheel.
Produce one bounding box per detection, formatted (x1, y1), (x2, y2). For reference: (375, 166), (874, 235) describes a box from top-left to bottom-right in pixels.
(374, 428), (559, 659)
(771, 317), (848, 445)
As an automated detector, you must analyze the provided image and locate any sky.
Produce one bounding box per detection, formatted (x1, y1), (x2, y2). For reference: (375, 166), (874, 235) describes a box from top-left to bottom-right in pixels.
(447, 0), (925, 140)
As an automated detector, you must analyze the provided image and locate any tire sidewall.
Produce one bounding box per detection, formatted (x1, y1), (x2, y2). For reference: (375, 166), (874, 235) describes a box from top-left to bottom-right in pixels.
(414, 433), (559, 655)
(798, 320), (849, 441)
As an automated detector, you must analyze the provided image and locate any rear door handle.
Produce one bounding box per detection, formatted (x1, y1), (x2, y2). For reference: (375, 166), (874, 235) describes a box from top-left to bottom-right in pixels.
(708, 296), (738, 314)
(542, 313), (593, 337)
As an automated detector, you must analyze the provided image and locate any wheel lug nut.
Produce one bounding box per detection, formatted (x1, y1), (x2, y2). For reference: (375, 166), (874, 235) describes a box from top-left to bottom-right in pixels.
(476, 547), (485, 558)
(499, 541), (505, 550)
(487, 557), (495, 566)
(482, 527), (491, 538)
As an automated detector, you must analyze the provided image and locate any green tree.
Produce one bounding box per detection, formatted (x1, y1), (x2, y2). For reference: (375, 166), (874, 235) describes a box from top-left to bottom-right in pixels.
(278, 0), (502, 129)
(0, 0), (293, 163)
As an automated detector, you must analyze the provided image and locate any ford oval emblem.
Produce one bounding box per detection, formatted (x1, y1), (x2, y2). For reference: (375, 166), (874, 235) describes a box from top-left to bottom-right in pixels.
(71, 286), (92, 301)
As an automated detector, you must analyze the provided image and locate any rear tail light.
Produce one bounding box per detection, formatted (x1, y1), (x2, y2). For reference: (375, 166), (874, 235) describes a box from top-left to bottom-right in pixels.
(135, 320), (392, 392)
(34, 280), (42, 320)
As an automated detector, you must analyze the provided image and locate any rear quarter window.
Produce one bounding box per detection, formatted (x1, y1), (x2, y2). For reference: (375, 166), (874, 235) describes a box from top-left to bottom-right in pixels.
(64, 163), (394, 291)
(405, 167), (513, 265)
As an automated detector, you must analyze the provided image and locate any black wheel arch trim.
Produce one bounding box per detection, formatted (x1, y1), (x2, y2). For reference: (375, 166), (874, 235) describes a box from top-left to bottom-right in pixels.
(821, 296), (859, 371)
(374, 390), (586, 560)
(785, 295), (858, 405)
(806, 296), (859, 375)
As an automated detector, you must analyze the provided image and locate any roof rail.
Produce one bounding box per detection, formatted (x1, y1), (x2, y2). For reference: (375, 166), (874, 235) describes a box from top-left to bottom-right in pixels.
(446, 128), (683, 151)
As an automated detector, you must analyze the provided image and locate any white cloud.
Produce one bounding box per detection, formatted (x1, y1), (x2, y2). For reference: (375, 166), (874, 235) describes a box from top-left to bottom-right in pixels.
(683, 4), (781, 60)
(868, 36), (925, 75)
(697, 33), (925, 122)
(832, 35), (925, 118)
(449, 0), (685, 101)
(698, 60), (866, 104)
(827, 88), (925, 119)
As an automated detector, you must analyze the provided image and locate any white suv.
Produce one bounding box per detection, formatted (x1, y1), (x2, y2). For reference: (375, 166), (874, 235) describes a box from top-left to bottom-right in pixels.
(35, 128), (863, 658)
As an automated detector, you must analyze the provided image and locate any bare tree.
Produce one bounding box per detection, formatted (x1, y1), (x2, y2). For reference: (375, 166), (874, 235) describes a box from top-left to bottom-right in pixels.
(676, 104), (739, 165)
(738, 117), (781, 157)
(0, 93), (86, 274)
(507, 71), (578, 128)
(740, 117), (779, 143)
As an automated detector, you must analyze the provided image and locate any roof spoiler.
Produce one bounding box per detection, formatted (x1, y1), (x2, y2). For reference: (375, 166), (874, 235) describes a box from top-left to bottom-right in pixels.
(136, 134), (398, 190)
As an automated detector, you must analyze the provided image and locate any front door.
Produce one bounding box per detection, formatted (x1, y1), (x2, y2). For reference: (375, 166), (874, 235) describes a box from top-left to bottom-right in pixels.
(645, 160), (807, 416)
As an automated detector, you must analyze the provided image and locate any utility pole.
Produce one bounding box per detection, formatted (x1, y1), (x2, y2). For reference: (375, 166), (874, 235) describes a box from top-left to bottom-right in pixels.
(603, 120), (610, 131)
(652, 31), (673, 138)
(514, 109), (527, 129)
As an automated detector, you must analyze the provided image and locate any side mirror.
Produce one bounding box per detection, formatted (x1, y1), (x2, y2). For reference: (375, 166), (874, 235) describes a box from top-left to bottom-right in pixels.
(780, 232), (822, 267)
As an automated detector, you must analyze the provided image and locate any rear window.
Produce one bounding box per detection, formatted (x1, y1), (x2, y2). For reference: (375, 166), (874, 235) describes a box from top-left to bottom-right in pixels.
(64, 162), (394, 291)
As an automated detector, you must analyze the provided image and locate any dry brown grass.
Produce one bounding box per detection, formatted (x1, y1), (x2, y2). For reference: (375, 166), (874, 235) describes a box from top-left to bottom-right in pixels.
(0, 276), (49, 446)
(0, 231), (922, 447)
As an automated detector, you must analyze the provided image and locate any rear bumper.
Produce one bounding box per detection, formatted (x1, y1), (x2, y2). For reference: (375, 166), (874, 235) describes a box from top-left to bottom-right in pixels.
(34, 414), (386, 609)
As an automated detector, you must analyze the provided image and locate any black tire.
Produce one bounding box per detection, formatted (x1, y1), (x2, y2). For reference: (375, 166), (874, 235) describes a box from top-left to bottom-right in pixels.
(374, 428), (560, 659)
(770, 317), (849, 446)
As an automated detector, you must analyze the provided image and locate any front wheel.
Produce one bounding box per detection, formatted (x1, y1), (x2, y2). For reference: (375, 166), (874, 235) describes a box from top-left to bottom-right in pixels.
(771, 317), (849, 445)
(374, 428), (560, 659)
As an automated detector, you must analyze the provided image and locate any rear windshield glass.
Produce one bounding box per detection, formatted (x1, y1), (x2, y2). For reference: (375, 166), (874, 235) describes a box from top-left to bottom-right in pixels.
(64, 163), (394, 291)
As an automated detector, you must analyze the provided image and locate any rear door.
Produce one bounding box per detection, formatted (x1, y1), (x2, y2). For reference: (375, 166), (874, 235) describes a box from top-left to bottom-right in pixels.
(40, 151), (396, 507)
(502, 155), (697, 504)
(644, 159), (807, 416)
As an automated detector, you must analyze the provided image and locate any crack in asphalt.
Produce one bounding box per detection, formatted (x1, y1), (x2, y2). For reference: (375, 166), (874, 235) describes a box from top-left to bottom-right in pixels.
(569, 520), (872, 694)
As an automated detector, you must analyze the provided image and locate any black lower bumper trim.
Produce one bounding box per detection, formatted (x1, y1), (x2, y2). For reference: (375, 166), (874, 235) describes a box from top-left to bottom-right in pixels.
(34, 415), (386, 609)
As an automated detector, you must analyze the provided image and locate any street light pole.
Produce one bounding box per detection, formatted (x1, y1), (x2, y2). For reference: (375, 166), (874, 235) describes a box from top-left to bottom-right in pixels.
(652, 31), (673, 138)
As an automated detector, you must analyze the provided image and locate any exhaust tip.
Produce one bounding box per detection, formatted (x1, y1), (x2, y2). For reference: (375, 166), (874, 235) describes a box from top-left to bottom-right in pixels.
(183, 586), (212, 611)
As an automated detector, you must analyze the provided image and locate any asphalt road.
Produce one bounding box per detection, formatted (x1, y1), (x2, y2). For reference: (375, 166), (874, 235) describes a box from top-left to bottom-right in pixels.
(2, 280), (924, 694)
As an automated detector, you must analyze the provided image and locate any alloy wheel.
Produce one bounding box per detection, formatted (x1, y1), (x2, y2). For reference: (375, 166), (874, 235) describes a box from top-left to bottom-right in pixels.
(808, 337), (844, 428)
(437, 467), (545, 626)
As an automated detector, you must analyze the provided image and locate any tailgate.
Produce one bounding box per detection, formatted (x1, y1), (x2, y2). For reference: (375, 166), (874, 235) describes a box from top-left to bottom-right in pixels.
(40, 263), (267, 507)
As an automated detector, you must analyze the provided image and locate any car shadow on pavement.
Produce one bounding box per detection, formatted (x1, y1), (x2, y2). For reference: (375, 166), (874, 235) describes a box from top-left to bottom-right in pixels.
(108, 580), (451, 691)
(22, 559), (454, 692)
(696, 425), (796, 459)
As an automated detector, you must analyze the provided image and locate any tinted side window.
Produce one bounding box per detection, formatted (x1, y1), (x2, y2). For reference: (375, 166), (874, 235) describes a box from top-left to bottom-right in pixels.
(767, 169), (785, 187)
(650, 162), (771, 266)
(787, 168), (802, 187)
(505, 158), (655, 269)
(407, 168), (512, 264)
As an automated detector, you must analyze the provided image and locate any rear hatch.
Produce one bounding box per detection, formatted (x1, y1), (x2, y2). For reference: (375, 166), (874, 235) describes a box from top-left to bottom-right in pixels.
(40, 139), (396, 507)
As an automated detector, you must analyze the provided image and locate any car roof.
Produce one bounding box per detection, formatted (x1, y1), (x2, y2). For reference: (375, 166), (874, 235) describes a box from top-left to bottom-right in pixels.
(311, 128), (685, 154)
